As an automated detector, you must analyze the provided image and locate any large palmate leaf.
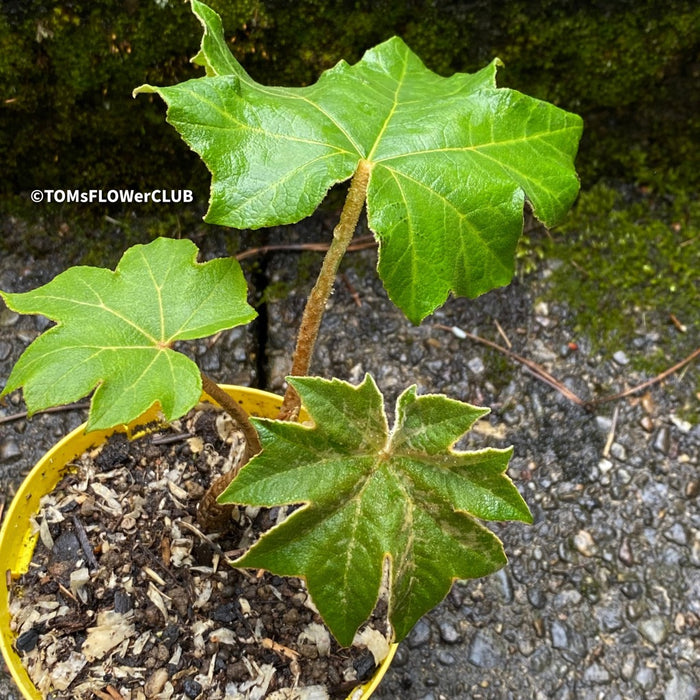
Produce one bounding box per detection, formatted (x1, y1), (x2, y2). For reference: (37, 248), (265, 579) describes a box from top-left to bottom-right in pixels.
(219, 375), (532, 645)
(135, 0), (582, 323)
(0, 238), (256, 431)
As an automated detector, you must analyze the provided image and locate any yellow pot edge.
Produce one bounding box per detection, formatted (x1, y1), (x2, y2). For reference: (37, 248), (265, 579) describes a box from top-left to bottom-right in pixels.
(0, 386), (394, 699)
(357, 641), (398, 699)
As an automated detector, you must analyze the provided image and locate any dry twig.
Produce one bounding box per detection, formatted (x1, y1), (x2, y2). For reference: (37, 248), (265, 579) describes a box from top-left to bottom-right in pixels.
(493, 319), (512, 349)
(261, 637), (301, 661)
(341, 272), (362, 307)
(235, 235), (376, 261)
(72, 515), (99, 571)
(435, 324), (586, 406)
(0, 401), (90, 426)
(587, 346), (700, 405)
(435, 324), (699, 409)
(602, 405), (619, 458)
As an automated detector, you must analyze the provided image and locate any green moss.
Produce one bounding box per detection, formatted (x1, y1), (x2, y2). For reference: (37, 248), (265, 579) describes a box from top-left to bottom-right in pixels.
(543, 184), (699, 403)
(259, 280), (294, 305)
(0, 0), (216, 194)
(497, 1), (700, 191)
(3, 1), (697, 197)
(515, 231), (547, 278)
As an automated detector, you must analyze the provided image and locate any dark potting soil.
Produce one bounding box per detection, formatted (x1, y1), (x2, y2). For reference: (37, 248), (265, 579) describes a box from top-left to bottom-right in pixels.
(9, 404), (390, 700)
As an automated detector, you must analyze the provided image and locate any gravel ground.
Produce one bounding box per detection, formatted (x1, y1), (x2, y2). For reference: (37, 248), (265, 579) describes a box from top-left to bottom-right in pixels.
(1, 211), (698, 699)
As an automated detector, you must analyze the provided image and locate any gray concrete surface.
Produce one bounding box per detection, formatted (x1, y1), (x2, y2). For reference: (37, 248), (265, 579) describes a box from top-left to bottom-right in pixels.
(1, 212), (698, 699)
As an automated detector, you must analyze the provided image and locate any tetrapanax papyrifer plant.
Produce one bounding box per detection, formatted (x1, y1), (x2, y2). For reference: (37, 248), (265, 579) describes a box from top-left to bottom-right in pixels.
(1, 0), (582, 647)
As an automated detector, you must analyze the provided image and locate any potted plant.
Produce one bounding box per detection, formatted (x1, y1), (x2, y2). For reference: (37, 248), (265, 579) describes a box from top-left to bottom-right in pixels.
(0, 1), (583, 697)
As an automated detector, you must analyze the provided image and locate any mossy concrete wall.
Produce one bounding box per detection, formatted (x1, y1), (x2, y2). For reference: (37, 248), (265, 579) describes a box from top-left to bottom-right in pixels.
(2, 0), (698, 197)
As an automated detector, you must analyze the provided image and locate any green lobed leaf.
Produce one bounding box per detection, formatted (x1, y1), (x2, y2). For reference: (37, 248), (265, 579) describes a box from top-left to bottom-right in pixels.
(0, 238), (256, 431)
(135, 1), (583, 322)
(219, 374), (532, 645)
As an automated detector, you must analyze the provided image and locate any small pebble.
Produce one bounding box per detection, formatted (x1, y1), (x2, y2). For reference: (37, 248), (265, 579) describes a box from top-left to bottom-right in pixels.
(686, 480), (700, 499)
(494, 568), (514, 603)
(527, 587), (547, 610)
(618, 536), (635, 566)
(532, 616), (545, 638)
(691, 534), (700, 567)
(598, 458), (613, 474)
(613, 350), (629, 365)
(555, 589), (581, 607)
(596, 604), (624, 632)
(663, 523), (687, 546)
(639, 416), (654, 432)
(550, 620), (570, 649)
(583, 663), (610, 684)
(0, 309), (19, 326)
(438, 621), (460, 644)
(518, 638), (536, 657)
(0, 438), (21, 462)
(652, 427), (670, 454)
(635, 665), (657, 690)
(437, 650), (456, 665)
(617, 467), (632, 484)
(670, 415), (692, 433)
(610, 442), (626, 460)
(665, 670), (698, 700)
(467, 357), (484, 374)
(638, 617), (669, 645)
(528, 646), (551, 673)
(621, 652), (636, 681)
(621, 581), (643, 599)
(467, 630), (502, 668)
(573, 529), (596, 557)
(182, 678), (202, 698)
(407, 619), (431, 648)
(595, 415), (612, 433)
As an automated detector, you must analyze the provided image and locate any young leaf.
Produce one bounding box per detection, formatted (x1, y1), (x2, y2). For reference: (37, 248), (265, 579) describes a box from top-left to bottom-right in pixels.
(0, 238), (256, 431)
(135, 2), (583, 322)
(219, 374), (532, 646)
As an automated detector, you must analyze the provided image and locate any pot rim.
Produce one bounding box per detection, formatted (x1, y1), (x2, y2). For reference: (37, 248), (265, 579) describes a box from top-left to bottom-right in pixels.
(0, 385), (396, 700)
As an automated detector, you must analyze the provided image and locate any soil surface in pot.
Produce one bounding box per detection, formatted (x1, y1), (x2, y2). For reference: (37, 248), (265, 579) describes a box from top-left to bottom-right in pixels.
(9, 404), (390, 700)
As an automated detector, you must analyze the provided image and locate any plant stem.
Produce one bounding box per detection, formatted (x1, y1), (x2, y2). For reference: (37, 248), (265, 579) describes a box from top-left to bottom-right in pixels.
(198, 372), (261, 531)
(278, 160), (372, 420)
(200, 372), (261, 458)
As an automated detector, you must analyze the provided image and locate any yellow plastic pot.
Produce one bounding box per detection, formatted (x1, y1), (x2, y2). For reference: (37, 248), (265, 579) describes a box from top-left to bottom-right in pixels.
(0, 386), (396, 699)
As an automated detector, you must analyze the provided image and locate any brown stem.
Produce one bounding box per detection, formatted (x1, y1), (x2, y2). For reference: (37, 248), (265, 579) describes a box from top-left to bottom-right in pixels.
(200, 373), (261, 457)
(278, 160), (372, 420)
(197, 372), (261, 531)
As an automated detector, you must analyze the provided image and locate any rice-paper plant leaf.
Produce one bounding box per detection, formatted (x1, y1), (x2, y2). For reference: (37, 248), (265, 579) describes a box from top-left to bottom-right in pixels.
(136, 1), (582, 322)
(0, 238), (256, 431)
(220, 374), (532, 645)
